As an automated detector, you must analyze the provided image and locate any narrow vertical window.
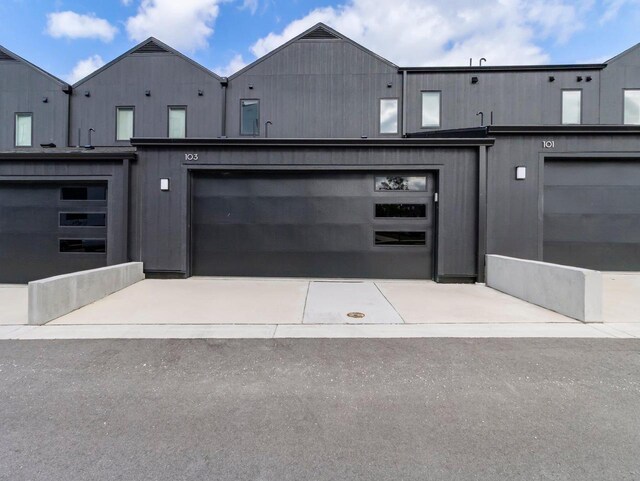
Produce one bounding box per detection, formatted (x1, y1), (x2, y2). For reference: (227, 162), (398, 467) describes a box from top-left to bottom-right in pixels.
(15, 113), (32, 147)
(624, 90), (640, 125)
(241, 99), (259, 135)
(421, 91), (441, 128)
(168, 107), (187, 138)
(562, 90), (582, 125)
(379, 98), (399, 134)
(116, 107), (134, 141)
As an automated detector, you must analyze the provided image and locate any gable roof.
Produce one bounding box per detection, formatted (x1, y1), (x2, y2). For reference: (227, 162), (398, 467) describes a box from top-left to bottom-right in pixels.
(228, 23), (397, 80)
(72, 37), (221, 88)
(0, 44), (68, 87)
(606, 41), (640, 64)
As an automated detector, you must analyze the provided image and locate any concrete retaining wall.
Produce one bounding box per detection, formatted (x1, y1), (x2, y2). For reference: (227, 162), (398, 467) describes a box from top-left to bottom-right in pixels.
(28, 263), (144, 325)
(486, 255), (602, 322)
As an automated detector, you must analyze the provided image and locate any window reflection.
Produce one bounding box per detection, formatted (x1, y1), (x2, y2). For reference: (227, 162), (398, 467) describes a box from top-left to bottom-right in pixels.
(375, 231), (426, 246)
(375, 204), (426, 218)
(380, 98), (398, 134)
(375, 176), (427, 191)
(624, 90), (640, 125)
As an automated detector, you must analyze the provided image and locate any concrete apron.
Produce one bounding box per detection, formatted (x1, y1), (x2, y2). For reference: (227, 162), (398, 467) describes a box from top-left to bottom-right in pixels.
(41, 277), (576, 326)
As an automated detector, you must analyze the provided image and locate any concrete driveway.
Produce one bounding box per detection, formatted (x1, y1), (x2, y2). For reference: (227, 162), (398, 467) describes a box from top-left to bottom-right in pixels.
(48, 277), (576, 325)
(0, 285), (27, 325)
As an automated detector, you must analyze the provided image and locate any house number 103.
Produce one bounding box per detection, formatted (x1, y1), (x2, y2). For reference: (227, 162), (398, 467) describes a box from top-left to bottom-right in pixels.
(185, 153), (199, 161)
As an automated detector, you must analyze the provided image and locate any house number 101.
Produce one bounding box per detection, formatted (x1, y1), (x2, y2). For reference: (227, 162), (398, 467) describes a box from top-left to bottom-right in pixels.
(542, 140), (555, 149)
(185, 153), (199, 161)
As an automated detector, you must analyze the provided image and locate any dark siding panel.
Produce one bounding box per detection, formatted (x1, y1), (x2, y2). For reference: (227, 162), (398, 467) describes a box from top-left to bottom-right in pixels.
(70, 53), (222, 146)
(0, 62), (68, 150)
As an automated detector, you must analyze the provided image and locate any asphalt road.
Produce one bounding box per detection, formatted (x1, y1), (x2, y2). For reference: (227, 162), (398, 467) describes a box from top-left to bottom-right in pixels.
(0, 339), (639, 481)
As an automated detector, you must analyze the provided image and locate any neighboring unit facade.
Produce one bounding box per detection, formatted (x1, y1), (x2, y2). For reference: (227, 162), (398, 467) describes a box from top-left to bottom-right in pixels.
(1, 24), (639, 283)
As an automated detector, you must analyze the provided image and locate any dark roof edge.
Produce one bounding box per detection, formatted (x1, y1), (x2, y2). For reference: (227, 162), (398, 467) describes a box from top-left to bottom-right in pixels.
(131, 137), (494, 147)
(72, 37), (221, 88)
(0, 44), (69, 87)
(228, 22), (397, 80)
(0, 151), (137, 160)
(399, 64), (606, 73)
(487, 125), (640, 134)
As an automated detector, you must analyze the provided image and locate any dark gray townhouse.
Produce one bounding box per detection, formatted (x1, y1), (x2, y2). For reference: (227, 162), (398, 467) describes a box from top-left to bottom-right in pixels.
(1, 24), (639, 283)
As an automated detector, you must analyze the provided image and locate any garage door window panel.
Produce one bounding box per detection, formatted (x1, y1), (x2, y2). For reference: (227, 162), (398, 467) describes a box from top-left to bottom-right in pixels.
(60, 186), (107, 201)
(375, 204), (427, 218)
(59, 213), (107, 227)
(375, 175), (427, 191)
(375, 231), (426, 246)
(59, 239), (106, 253)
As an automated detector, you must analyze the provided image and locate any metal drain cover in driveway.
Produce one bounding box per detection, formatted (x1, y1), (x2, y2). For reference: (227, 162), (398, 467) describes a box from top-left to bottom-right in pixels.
(303, 282), (403, 324)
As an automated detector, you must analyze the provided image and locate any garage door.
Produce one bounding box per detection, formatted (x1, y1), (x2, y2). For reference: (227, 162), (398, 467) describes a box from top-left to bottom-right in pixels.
(0, 182), (108, 283)
(192, 172), (435, 279)
(544, 160), (640, 271)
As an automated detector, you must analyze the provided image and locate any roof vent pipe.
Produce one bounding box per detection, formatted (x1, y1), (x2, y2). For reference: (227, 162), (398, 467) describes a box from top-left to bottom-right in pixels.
(265, 121), (273, 138)
(479, 58), (487, 66)
(469, 58), (473, 66)
(476, 111), (484, 127)
(84, 128), (95, 150)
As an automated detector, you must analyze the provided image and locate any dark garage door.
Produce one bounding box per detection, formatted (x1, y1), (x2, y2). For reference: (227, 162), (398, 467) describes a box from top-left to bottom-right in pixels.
(544, 159), (640, 271)
(0, 182), (108, 283)
(192, 171), (435, 279)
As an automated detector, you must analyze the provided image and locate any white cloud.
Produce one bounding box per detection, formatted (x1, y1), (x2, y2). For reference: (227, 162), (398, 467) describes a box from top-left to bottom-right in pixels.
(46, 11), (118, 42)
(249, 0), (591, 67)
(600, 0), (640, 23)
(215, 53), (248, 76)
(240, 0), (259, 14)
(122, 0), (134, 5)
(65, 55), (105, 83)
(126, 0), (222, 52)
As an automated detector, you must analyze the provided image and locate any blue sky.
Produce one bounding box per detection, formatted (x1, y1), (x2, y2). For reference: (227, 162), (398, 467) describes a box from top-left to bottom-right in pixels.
(0, 0), (638, 83)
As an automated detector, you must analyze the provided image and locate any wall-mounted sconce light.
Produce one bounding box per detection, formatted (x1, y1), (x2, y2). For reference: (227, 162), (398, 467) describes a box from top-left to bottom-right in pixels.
(586, 76), (592, 82)
(84, 91), (91, 97)
(145, 90), (151, 96)
(387, 82), (393, 88)
(471, 76), (479, 84)
(516, 166), (527, 180)
(576, 76), (583, 82)
(42, 97), (48, 103)
(160, 178), (170, 191)
(548, 76), (555, 82)
(248, 84), (254, 89)
(198, 89), (204, 96)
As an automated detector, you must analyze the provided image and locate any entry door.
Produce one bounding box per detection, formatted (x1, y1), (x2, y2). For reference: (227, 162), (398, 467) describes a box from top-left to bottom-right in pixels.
(191, 171), (435, 279)
(0, 182), (108, 283)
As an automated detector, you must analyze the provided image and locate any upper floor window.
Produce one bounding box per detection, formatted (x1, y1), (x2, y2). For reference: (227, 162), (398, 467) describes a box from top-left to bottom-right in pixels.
(168, 106), (187, 138)
(241, 99), (259, 135)
(624, 90), (640, 125)
(116, 107), (134, 141)
(421, 91), (441, 128)
(15, 113), (32, 147)
(562, 90), (582, 125)
(379, 98), (399, 134)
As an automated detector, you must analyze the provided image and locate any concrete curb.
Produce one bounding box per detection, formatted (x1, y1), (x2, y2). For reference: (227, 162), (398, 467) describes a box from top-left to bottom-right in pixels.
(1, 323), (638, 340)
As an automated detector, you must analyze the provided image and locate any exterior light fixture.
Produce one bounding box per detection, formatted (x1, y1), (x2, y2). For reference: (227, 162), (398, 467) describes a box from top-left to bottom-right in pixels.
(198, 89), (204, 96)
(548, 76), (555, 82)
(387, 82), (393, 88)
(248, 84), (254, 89)
(145, 90), (151, 96)
(84, 91), (91, 97)
(160, 178), (170, 191)
(471, 76), (479, 84)
(42, 97), (48, 103)
(577, 76), (583, 82)
(586, 76), (592, 82)
(516, 166), (526, 180)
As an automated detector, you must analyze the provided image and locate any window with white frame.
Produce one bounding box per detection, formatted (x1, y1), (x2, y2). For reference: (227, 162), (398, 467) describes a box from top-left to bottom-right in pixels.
(15, 113), (32, 147)
(379, 98), (398, 134)
(624, 90), (640, 125)
(116, 107), (134, 141)
(562, 90), (582, 124)
(421, 91), (441, 128)
(168, 107), (187, 138)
